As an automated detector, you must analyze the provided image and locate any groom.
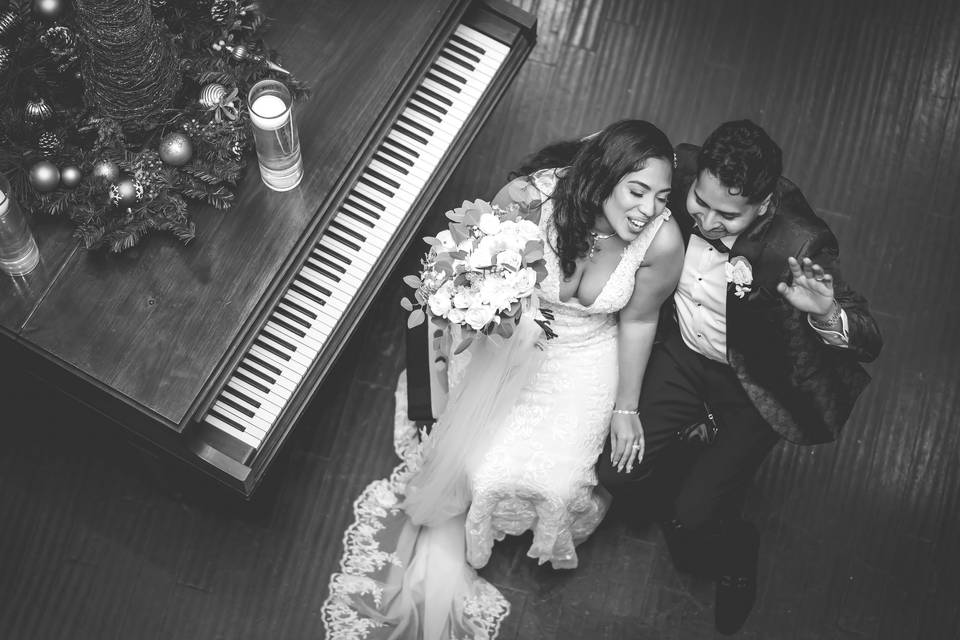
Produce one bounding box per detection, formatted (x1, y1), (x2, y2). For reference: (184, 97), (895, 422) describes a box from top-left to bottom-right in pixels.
(597, 120), (882, 634)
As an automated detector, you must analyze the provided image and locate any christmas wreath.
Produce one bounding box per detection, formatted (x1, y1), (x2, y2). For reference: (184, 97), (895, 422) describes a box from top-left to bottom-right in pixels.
(0, 0), (307, 252)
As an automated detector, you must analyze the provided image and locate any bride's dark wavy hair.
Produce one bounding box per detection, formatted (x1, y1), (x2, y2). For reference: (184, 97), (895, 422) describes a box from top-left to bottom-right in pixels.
(513, 120), (673, 278)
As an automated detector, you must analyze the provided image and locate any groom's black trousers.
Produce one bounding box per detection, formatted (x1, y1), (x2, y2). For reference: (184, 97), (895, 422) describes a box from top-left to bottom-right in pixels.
(597, 329), (779, 531)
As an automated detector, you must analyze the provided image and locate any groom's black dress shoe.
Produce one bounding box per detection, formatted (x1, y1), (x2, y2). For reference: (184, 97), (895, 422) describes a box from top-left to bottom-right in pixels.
(714, 521), (760, 635)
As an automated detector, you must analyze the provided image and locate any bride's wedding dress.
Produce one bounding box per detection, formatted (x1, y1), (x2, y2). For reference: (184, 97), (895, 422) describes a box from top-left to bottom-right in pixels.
(322, 170), (671, 639)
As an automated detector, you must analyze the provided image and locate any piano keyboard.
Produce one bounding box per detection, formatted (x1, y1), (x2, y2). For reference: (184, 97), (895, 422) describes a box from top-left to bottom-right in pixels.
(200, 24), (510, 456)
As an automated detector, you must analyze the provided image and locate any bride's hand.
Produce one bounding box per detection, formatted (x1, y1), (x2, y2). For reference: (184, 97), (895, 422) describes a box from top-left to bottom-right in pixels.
(610, 412), (645, 474)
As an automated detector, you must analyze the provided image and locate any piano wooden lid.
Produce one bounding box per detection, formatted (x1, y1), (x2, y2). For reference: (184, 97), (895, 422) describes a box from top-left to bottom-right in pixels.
(0, 0), (472, 428)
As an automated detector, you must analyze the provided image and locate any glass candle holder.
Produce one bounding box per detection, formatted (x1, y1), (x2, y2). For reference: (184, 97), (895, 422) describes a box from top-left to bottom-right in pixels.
(0, 173), (40, 276)
(247, 79), (303, 192)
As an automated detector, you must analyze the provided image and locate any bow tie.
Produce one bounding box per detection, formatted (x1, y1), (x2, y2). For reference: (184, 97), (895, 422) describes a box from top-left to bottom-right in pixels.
(690, 226), (731, 253)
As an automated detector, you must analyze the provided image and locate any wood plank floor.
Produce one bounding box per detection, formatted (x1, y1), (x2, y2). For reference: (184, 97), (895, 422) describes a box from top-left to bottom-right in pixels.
(2, 0), (959, 638)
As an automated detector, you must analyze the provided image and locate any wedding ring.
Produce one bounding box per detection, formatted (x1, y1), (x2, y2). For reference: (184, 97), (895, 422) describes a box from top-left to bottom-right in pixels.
(631, 444), (641, 450)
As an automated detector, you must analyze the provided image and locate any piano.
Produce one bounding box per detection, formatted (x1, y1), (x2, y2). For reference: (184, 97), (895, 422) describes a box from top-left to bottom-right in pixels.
(0, 0), (535, 498)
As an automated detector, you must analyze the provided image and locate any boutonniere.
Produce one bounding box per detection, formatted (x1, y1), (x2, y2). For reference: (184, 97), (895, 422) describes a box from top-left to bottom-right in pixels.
(725, 255), (753, 299)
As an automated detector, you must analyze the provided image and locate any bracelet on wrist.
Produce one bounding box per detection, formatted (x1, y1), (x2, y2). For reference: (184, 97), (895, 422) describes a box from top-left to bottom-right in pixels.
(612, 408), (638, 415)
(810, 299), (841, 329)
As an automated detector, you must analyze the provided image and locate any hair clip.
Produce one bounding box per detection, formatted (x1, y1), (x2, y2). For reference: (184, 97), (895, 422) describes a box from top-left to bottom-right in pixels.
(673, 152), (678, 168)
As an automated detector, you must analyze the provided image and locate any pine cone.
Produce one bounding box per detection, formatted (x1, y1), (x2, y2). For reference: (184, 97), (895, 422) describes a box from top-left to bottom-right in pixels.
(0, 46), (12, 75)
(37, 131), (64, 157)
(210, 0), (236, 23)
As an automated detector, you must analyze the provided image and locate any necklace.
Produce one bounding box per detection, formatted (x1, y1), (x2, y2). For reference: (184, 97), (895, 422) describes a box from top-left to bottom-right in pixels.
(588, 230), (616, 259)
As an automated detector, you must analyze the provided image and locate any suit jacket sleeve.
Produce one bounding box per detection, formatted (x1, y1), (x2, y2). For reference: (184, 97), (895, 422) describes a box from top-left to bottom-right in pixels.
(798, 223), (883, 363)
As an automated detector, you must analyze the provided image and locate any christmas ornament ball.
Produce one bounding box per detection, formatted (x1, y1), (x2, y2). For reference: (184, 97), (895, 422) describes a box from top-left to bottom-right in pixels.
(33, 0), (65, 20)
(29, 160), (60, 192)
(159, 132), (193, 166)
(60, 165), (82, 188)
(0, 11), (20, 40)
(24, 98), (54, 123)
(92, 160), (120, 182)
(0, 46), (11, 75)
(199, 83), (227, 108)
(109, 177), (144, 208)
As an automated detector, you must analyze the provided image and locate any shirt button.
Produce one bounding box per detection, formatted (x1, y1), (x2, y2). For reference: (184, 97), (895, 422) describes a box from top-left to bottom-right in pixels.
(697, 333), (703, 338)
(698, 277), (702, 281)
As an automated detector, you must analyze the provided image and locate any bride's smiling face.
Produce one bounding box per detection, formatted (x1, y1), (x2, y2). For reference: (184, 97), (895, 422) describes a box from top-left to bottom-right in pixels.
(597, 157), (672, 240)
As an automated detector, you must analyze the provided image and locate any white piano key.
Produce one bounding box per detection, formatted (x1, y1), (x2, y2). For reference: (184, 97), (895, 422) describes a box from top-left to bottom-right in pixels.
(454, 24), (511, 57)
(212, 399), (272, 437)
(228, 376), (290, 415)
(239, 357), (298, 392)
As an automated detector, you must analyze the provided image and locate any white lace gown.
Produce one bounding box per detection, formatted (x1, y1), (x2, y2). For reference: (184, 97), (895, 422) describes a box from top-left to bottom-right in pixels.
(322, 170), (670, 639)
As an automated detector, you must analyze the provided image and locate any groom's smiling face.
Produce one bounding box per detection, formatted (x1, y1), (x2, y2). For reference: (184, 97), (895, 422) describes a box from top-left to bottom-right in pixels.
(686, 170), (771, 240)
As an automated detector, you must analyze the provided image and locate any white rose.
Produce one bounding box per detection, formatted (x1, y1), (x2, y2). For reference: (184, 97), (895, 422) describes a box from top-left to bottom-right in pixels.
(725, 260), (753, 286)
(427, 291), (452, 317)
(513, 267), (538, 297)
(479, 277), (515, 311)
(464, 304), (496, 331)
(498, 220), (518, 235)
(435, 229), (456, 250)
(452, 289), (474, 309)
(516, 219), (540, 242)
(447, 308), (465, 324)
(468, 245), (494, 270)
(477, 212), (501, 235)
(496, 249), (523, 271)
(457, 239), (474, 253)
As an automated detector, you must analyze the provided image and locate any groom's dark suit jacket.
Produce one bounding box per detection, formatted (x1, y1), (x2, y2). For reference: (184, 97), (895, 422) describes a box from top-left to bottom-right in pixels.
(667, 144), (882, 445)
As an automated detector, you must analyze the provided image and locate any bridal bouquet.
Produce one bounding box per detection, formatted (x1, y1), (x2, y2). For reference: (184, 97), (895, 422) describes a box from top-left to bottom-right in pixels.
(402, 199), (554, 354)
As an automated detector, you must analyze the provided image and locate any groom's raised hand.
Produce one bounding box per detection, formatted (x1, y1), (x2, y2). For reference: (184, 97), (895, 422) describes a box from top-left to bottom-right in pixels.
(776, 256), (836, 317)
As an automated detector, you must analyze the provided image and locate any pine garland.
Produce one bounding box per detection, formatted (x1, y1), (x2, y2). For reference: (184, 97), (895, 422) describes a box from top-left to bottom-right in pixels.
(0, 0), (309, 253)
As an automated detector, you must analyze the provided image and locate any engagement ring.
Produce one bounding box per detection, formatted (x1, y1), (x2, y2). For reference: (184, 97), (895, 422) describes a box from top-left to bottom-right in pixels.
(631, 444), (641, 450)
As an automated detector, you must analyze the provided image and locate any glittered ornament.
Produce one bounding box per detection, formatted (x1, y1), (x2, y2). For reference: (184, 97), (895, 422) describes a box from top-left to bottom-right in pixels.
(158, 132), (193, 166)
(109, 176), (144, 208)
(0, 10), (21, 40)
(199, 83), (227, 108)
(92, 160), (120, 182)
(40, 26), (76, 56)
(60, 165), (82, 188)
(37, 131), (63, 157)
(29, 160), (60, 192)
(0, 46), (11, 75)
(33, 0), (65, 20)
(24, 98), (54, 123)
(210, 0), (236, 23)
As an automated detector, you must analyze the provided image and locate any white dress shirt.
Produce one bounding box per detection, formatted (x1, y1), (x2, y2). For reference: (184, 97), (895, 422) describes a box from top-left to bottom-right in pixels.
(675, 235), (849, 364)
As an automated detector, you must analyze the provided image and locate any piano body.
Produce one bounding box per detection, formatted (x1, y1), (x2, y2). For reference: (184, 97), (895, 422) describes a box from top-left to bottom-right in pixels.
(0, 0), (535, 498)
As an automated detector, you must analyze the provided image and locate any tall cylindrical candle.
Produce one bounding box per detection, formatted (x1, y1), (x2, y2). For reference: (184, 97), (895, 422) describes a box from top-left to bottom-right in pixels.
(0, 174), (40, 276)
(248, 81), (303, 191)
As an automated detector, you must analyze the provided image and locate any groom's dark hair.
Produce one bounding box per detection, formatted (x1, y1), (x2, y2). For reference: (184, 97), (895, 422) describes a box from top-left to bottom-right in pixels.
(698, 120), (782, 203)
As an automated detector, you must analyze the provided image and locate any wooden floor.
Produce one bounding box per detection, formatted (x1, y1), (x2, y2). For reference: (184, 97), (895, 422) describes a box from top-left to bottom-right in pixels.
(2, 0), (960, 638)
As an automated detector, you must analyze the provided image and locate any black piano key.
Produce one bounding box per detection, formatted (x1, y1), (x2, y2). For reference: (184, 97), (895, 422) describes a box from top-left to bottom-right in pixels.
(410, 92), (448, 118)
(394, 122), (429, 146)
(254, 337), (291, 361)
(261, 327), (298, 354)
(311, 249), (348, 274)
(220, 394), (256, 418)
(271, 315), (307, 338)
(366, 167), (401, 189)
(325, 229), (362, 252)
(280, 297), (318, 319)
(339, 207), (376, 229)
(274, 305), (312, 329)
(238, 360), (277, 386)
(352, 189), (386, 211)
(234, 369), (271, 394)
(440, 49), (475, 72)
(358, 176), (396, 199)
(304, 259), (342, 282)
(210, 408), (248, 432)
(225, 384), (261, 409)
(451, 33), (485, 55)
(373, 151), (409, 175)
(398, 114), (434, 138)
(289, 280), (327, 306)
(425, 71), (460, 94)
(345, 195), (382, 220)
(329, 220), (367, 244)
(379, 141), (418, 166)
(293, 275), (332, 300)
(430, 63), (467, 86)
(407, 101), (443, 124)
(247, 352), (283, 375)
(447, 40), (481, 64)
(418, 85), (454, 107)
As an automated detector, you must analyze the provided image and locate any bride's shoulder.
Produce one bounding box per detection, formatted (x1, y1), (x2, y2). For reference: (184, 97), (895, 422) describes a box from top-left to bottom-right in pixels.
(639, 212), (684, 264)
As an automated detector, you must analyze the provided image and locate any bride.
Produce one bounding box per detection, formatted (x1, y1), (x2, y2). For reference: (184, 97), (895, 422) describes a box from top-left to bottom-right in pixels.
(322, 120), (684, 639)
